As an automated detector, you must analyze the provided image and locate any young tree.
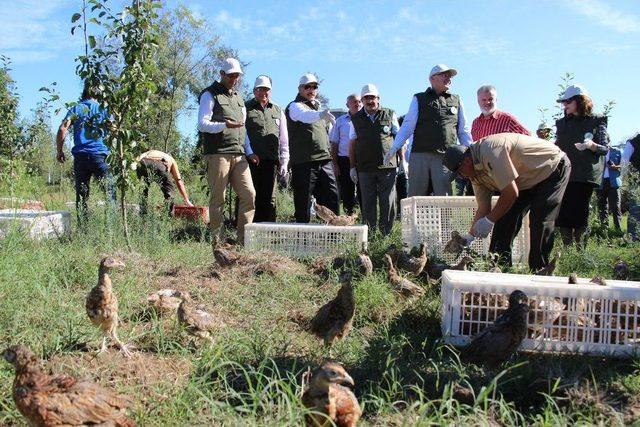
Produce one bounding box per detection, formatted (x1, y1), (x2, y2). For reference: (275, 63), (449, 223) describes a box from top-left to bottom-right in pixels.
(0, 55), (23, 162)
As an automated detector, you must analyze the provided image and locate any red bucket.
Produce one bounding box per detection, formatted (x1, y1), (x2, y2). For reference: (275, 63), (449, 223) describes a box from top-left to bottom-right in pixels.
(172, 205), (209, 223)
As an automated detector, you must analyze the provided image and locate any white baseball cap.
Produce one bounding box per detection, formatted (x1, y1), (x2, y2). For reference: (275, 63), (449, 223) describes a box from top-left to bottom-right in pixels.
(361, 83), (379, 98)
(254, 75), (272, 89)
(299, 73), (319, 86)
(557, 84), (588, 102)
(221, 58), (243, 75)
(429, 64), (458, 78)
(538, 122), (552, 130)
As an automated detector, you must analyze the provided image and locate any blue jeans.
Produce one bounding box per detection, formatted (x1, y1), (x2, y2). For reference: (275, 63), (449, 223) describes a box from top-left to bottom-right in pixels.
(73, 153), (116, 223)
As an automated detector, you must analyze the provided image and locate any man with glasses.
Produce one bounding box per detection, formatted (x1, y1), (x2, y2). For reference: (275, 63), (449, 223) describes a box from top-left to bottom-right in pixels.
(244, 75), (289, 222)
(286, 73), (339, 223)
(384, 64), (472, 196)
(443, 133), (570, 271)
(197, 57), (255, 245)
(348, 84), (399, 234)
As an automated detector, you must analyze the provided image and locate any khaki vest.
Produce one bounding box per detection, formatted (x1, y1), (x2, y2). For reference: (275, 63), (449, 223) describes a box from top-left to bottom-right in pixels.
(245, 99), (281, 161)
(555, 114), (607, 185)
(413, 88), (459, 153)
(198, 81), (245, 155)
(285, 95), (331, 165)
(351, 107), (397, 172)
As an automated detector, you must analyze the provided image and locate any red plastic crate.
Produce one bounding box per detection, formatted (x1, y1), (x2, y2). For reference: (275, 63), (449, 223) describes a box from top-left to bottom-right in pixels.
(172, 205), (209, 223)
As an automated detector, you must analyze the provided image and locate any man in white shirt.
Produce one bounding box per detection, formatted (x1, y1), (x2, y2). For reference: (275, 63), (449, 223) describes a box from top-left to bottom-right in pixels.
(384, 64), (472, 196)
(285, 73), (339, 223)
(329, 94), (362, 215)
(197, 58), (255, 245)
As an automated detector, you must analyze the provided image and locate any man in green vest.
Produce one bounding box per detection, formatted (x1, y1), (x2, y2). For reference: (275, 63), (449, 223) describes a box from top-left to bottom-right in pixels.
(286, 73), (340, 223)
(384, 64), (472, 196)
(197, 58), (256, 245)
(349, 83), (399, 234)
(245, 75), (289, 222)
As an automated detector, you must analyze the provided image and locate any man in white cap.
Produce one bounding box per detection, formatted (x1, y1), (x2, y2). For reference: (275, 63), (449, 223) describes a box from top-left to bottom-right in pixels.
(285, 73), (340, 223)
(348, 83), (400, 234)
(244, 75), (289, 222)
(197, 57), (256, 245)
(384, 64), (472, 196)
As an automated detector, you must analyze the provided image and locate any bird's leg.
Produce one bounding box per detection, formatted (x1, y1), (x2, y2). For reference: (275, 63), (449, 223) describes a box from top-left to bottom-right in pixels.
(110, 328), (132, 358)
(99, 335), (108, 354)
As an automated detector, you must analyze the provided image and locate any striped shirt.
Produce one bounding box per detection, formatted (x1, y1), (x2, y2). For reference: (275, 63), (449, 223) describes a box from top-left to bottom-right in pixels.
(471, 110), (530, 141)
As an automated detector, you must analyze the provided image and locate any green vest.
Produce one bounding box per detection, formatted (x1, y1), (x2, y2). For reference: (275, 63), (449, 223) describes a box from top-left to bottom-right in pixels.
(629, 135), (640, 172)
(351, 107), (397, 172)
(555, 114), (607, 185)
(198, 81), (245, 155)
(245, 99), (281, 161)
(413, 88), (460, 153)
(285, 95), (331, 165)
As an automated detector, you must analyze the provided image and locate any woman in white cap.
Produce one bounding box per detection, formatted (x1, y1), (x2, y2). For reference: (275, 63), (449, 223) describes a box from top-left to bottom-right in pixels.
(554, 84), (608, 247)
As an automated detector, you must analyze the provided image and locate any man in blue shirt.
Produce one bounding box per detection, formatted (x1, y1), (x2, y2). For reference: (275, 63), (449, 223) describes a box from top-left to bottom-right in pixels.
(597, 145), (622, 232)
(56, 82), (115, 223)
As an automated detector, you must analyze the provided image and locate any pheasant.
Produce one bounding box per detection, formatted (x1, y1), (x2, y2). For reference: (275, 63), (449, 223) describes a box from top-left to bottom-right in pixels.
(213, 240), (242, 268)
(383, 254), (425, 298)
(177, 292), (218, 340)
(355, 250), (373, 276)
(2, 345), (135, 426)
(309, 273), (356, 354)
(327, 213), (358, 226)
(313, 202), (338, 224)
(147, 289), (182, 317)
(86, 257), (131, 357)
(302, 361), (361, 427)
(613, 258), (629, 280)
(444, 230), (473, 255)
(461, 290), (529, 369)
(534, 252), (560, 276)
(426, 255), (474, 281)
(396, 243), (428, 275)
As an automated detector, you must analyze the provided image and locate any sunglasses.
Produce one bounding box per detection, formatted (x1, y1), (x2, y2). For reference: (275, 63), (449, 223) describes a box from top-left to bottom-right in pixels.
(304, 84), (318, 90)
(561, 98), (575, 105)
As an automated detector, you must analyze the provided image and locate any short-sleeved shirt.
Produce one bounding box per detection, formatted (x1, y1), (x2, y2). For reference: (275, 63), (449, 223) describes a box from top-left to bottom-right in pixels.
(470, 133), (564, 204)
(137, 150), (181, 180)
(64, 99), (110, 155)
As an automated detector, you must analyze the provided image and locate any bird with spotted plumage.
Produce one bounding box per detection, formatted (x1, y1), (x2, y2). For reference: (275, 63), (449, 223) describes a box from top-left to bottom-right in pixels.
(383, 254), (425, 298)
(177, 291), (220, 340)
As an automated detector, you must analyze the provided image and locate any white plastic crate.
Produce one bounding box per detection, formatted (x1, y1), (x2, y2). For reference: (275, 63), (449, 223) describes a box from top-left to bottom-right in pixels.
(442, 270), (640, 357)
(401, 196), (530, 263)
(244, 222), (368, 257)
(0, 209), (70, 240)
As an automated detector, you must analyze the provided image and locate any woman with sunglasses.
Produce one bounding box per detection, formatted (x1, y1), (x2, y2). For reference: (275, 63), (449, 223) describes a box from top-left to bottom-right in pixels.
(554, 84), (608, 247)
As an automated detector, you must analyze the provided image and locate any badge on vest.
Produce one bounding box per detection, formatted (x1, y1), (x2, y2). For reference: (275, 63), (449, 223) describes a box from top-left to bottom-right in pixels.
(449, 106), (458, 114)
(275, 118), (280, 126)
(383, 125), (390, 134)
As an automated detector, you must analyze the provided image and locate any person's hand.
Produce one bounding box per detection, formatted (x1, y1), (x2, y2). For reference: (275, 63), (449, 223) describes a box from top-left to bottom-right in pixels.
(349, 167), (358, 184)
(333, 162), (340, 177)
(382, 150), (394, 166)
(462, 233), (475, 246)
(225, 119), (244, 129)
(56, 151), (66, 164)
(320, 109), (336, 125)
(278, 161), (288, 177)
(575, 140), (597, 152)
(185, 199), (194, 207)
(248, 154), (260, 165)
(472, 216), (494, 238)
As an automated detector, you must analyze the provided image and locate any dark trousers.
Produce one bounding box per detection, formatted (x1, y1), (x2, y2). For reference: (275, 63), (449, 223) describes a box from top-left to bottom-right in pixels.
(597, 178), (622, 231)
(73, 153), (116, 223)
(292, 160), (340, 223)
(249, 159), (278, 222)
(336, 156), (357, 214)
(489, 156), (571, 271)
(137, 158), (174, 215)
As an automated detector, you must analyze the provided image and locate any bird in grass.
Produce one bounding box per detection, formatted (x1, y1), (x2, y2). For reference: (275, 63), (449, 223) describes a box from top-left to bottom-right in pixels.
(613, 258), (629, 280)
(147, 289), (182, 317)
(327, 213), (359, 226)
(488, 253), (502, 273)
(396, 243), (428, 276)
(461, 290), (529, 369)
(355, 250), (373, 276)
(383, 254), (425, 298)
(302, 361), (361, 427)
(213, 237), (242, 268)
(444, 230), (473, 255)
(426, 255), (474, 281)
(86, 257), (131, 357)
(2, 345), (135, 426)
(313, 202), (338, 224)
(534, 252), (560, 276)
(177, 291), (218, 340)
(310, 272), (356, 355)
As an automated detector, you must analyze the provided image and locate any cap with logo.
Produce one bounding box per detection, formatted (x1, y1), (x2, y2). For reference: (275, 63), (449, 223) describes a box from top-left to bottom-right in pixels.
(299, 73), (319, 86)
(254, 75), (272, 89)
(361, 83), (379, 98)
(221, 58), (243, 75)
(429, 64), (458, 78)
(557, 84), (588, 102)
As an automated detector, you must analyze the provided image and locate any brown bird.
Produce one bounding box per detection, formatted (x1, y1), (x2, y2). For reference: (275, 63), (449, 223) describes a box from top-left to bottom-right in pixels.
(86, 257), (131, 357)
(314, 202), (338, 224)
(147, 289), (182, 317)
(534, 252), (560, 276)
(426, 255), (474, 281)
(302, 361), (361, 427)
(310, 273), (356, 354)
(461, 290), (529, 369)
(590, 276), (607, 286)
(355, 250), (373, 276)
(2, 345), (135, 426)
(396, 243), (428, 276)
(444, 230), (470, 255)
(213, 241), (242, 268)
(614, 258), (630, 280)
(488, 253), (502, 273)
(383, 254), (425, 298)
(328, 213), (358, 226)
(568, 273), (578, 284)
(177, 292), (218, 340)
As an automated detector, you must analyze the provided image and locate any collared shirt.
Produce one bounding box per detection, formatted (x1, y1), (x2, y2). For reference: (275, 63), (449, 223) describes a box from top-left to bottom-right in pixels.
(622, 140), (635, 164)
(329, 113), (354, 157)
(471, 110), (530, 141)
(287, 98), (324, 123)
(390, 92), (473, 153)
(469, 133), (564, 205)
(243, 101), (290, 162)
(348, 109), (400, 140)
(197, 90), (248, 134)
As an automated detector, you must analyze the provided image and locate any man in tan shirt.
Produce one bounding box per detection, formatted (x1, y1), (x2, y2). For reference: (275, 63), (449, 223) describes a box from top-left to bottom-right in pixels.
(136, 149), (193, 214)
(443, 133), (570, 271)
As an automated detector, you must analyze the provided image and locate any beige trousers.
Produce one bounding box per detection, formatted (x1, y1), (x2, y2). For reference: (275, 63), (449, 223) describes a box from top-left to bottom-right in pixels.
(205, 154), (256, 244)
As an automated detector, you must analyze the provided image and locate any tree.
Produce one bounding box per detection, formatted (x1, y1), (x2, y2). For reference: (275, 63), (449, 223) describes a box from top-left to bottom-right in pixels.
(0, 55), (23, 161)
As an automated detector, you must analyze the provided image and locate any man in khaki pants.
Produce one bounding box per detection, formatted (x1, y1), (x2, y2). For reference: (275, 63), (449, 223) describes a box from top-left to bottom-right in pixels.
(197, 58), (256, 244)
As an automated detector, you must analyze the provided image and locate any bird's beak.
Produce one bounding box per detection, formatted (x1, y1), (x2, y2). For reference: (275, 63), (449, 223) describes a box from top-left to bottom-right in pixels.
(340, 372), (355, 388)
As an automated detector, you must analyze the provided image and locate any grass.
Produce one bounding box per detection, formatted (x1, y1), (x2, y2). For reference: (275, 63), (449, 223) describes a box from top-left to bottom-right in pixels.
(1, 171), (640, 425)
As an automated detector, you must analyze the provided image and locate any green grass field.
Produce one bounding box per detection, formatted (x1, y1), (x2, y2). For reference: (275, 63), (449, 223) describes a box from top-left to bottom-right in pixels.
(1, 173), (640, 426)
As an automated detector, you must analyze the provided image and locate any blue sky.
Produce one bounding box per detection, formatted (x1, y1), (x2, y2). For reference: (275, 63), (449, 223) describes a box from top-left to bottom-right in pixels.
(3, 0), (640, 145)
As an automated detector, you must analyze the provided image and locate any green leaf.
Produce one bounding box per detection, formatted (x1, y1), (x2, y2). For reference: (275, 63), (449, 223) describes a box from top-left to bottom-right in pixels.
(71, 13), (81, 23)
(88, 35), (96, 49)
